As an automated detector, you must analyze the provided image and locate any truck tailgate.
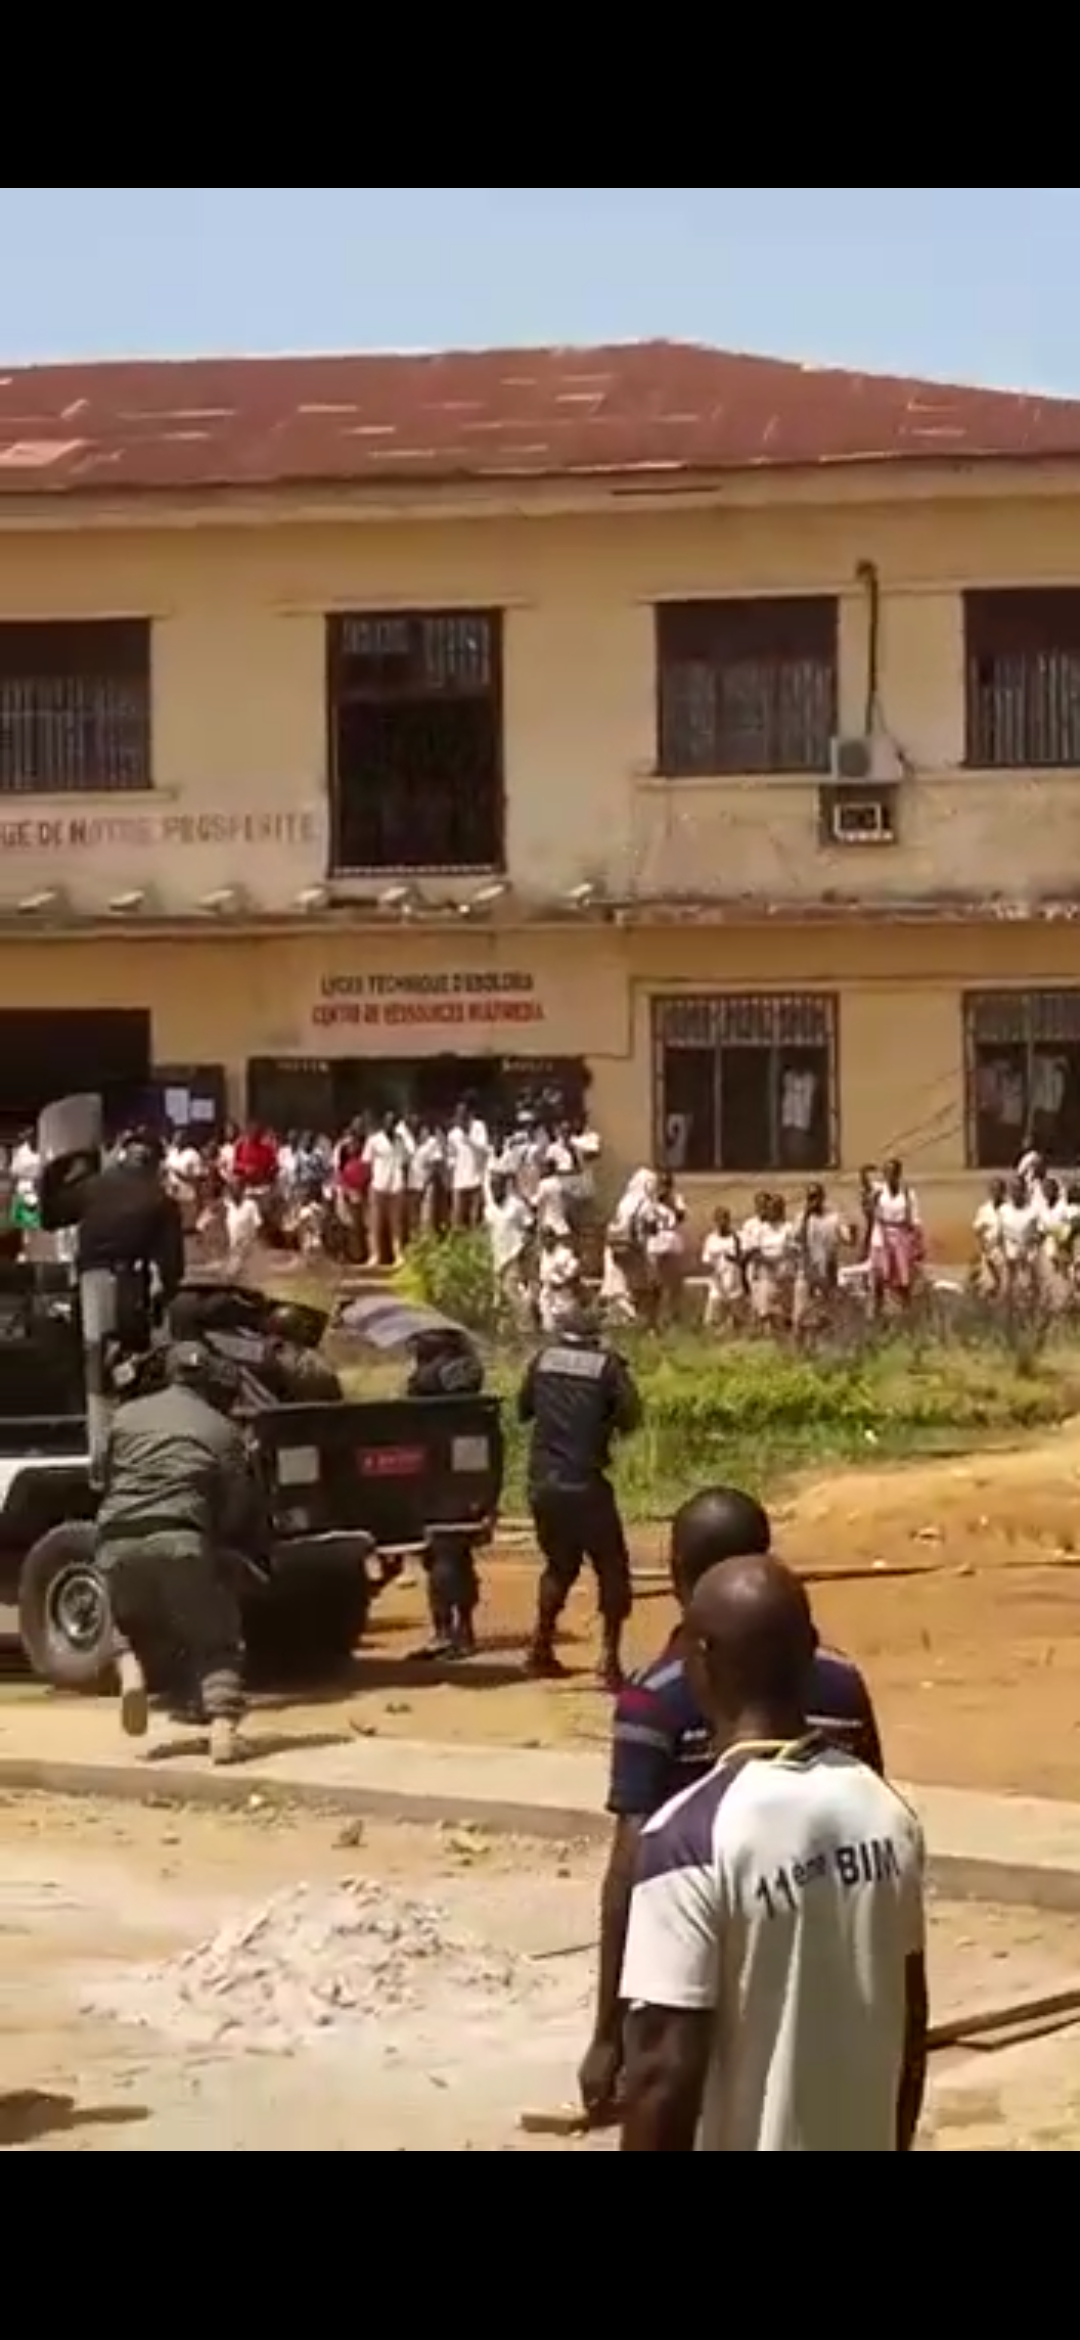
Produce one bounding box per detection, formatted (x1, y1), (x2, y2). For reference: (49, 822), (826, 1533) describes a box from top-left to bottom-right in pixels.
(249, 1395), (505, 1548)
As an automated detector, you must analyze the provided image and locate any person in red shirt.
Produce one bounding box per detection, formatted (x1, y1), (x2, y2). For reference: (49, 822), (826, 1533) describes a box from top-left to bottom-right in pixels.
(334, 1139), (371, 1264)
(233, 1125), (278, 1189)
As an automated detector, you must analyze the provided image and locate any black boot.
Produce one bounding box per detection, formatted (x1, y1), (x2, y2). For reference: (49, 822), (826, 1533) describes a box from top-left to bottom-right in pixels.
(597, 1626), (625, 1696)
(447, 1610), (478, 1660)
(411, 1610), (456, 1662)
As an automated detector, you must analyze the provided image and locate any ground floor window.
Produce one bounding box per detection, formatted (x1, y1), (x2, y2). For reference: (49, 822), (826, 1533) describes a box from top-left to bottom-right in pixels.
(653, 992), (838, 1174)
(965, 989), (1080, 1168)
(152, 1064), (227, 1137)
(246, 1054), (591, 1134)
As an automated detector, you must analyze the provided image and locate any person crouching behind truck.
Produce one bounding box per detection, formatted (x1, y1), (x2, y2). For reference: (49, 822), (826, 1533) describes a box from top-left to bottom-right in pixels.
(96, 1341), (265, 1767)
(406, 1327), (486, 1661)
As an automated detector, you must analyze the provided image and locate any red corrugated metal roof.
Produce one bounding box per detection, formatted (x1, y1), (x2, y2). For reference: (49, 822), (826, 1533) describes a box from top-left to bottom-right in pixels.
(0, 340), (1077, 496)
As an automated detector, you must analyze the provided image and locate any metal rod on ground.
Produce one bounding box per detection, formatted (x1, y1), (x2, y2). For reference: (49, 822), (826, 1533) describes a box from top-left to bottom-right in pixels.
(516, 1985), (1080, 2138)
(927, 1984), (1080, 2052)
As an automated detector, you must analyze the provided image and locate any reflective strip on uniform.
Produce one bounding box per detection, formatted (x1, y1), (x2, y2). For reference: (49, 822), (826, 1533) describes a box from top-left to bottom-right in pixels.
(536, 1345), (607, 1381)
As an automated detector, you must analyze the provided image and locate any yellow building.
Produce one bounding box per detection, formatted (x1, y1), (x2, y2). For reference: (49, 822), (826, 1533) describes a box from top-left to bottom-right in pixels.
(3, 338), (1080, 1234)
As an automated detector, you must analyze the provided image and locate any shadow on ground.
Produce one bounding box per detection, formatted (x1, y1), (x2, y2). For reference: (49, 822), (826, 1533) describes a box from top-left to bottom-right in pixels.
(0, 2092), (149, 2148)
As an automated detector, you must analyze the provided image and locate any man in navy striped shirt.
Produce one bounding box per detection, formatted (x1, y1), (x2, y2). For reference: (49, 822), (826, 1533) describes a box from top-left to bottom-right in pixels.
(578, 1485), (882, 2124)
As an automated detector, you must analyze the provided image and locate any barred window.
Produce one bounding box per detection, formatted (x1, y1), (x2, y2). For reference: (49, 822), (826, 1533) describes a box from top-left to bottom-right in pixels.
(965, 989), (1080, 1168)
(328, 610), (505, 873)
(966, 590), (1080, 768)
(0, 620), (151, 795)
(653, 992), (839, 1174)
(657, 597), (838, 778)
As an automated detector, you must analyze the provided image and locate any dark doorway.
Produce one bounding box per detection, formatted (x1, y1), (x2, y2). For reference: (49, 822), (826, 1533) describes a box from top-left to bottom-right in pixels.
(0, 1009), (152, 1137)
(247, 1054), (591, 1133)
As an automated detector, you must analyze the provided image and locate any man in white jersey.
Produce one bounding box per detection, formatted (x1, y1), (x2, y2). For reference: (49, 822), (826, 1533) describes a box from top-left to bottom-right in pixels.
(620, 1554), (927, 2152)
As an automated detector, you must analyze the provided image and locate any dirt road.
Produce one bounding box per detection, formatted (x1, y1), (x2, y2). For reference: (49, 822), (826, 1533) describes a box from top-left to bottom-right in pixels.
(298, 1419), (1080, 1802)
(0, 1792), (1074, 2150)
(4, 1416), (1080, 1799)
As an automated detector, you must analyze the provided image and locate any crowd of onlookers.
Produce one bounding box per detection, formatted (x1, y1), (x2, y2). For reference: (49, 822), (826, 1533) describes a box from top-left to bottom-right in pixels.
(0, 1101), (1074, 1331)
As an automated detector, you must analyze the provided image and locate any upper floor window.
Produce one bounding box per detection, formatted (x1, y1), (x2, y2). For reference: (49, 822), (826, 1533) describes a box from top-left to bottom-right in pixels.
(653, 991), (839, 1173)
(0, 619), (151, 795)
(964, 988), (1080, 1168)
(657, 596), (838, 778)
(965, 588), (1080, 769)
(328, 610), (505, 874)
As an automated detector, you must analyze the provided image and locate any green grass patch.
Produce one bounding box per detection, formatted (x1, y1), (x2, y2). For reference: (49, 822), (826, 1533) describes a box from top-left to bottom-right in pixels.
(264, 1247), (1080, 1514)
(326, 1325), (1080, 1521)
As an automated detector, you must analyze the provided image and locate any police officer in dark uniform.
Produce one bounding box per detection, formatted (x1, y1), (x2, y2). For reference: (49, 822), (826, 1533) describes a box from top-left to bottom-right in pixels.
(77, 1132), (185, 1349)
(517, 1305), (642, 1692)
(406, 1325), (485, 1661)
(96, 1340), (264, 1767)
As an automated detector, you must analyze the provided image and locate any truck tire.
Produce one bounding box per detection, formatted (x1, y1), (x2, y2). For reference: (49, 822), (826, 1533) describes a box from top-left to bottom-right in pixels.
(19, 1523), (116, 1693)
(245, 1575), (372, 1683)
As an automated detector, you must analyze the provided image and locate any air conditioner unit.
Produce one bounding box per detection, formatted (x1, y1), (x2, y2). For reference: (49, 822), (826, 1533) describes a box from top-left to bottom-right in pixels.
(822, 787), (898, 846)
(829, 732), (903, 785)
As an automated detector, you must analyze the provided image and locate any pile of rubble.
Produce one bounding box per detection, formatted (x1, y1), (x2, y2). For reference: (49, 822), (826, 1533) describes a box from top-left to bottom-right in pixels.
(84, 1878), (541, 2056)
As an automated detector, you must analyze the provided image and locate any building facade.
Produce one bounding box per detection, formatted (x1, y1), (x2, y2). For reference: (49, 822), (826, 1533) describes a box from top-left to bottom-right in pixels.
(2, 341), (1080, 1237)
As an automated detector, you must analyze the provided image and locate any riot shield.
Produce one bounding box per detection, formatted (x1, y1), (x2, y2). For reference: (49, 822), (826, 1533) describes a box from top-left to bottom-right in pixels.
(37, 1095), (111, 1481)
(37, 1094), (104, 1231)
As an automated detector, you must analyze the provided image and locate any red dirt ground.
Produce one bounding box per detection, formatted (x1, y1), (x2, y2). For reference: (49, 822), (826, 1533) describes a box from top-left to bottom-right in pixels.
(341, 1427), (1080, 1800)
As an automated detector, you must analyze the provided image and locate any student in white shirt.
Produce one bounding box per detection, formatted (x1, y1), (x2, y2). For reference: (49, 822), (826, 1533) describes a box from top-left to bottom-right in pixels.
(1036, 1171), (1072, 1242)
(998, 1173), (1042, 1284)
(363, 1112), (410, 1266)
(1018, 1146), (1046, 1208)
(485, 1173), (534, 1322)
(535, 1155), (572, 1238)
(224, 1183), (263, 1282)
(620, 1553), (927, 2154)
(1035, 1173), (1075, 1303)
(793, 1183), (848, 1330)
(537, 1223), (581, 1333)
(409, 1123), (448, 1237)
(739, 1191), (772, 1268)
(570, 1120), (601, 1190)
(448, 1105), (489, 1230)
(601, 1169), (656, 1324)
(166, 1133), (204, 1235)
(642, 1171), (688, 1327)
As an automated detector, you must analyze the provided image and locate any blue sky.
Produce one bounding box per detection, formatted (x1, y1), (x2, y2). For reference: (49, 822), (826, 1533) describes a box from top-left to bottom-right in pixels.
(3, 187), (1077, 390)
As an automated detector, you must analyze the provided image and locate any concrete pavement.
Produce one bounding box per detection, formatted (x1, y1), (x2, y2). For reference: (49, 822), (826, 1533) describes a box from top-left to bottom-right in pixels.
(0, 1698), (1080, 1908)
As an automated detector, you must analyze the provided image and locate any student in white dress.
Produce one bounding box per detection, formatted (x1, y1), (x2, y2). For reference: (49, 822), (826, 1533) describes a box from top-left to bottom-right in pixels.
(745, 1195), (797, 1327)
(702, 1208), (745, 1330)
(972, 1178), (1007, 1293)
(997, 1173), (1042, 1289)
(601, 1170), (655, 1324)
(868, 1159), (922, 1313)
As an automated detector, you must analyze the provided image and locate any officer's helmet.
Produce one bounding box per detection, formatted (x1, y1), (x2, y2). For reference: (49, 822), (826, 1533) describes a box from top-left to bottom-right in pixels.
(558, 1303), (602, 1344)
(118, 1131), (164, 1173)
(164, 1339), (241, 1412)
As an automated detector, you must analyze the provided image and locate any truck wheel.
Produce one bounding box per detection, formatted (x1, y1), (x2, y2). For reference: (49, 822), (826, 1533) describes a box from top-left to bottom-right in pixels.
(19, 1523), (116, 1693)
(245, 1578), (372, 1683)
